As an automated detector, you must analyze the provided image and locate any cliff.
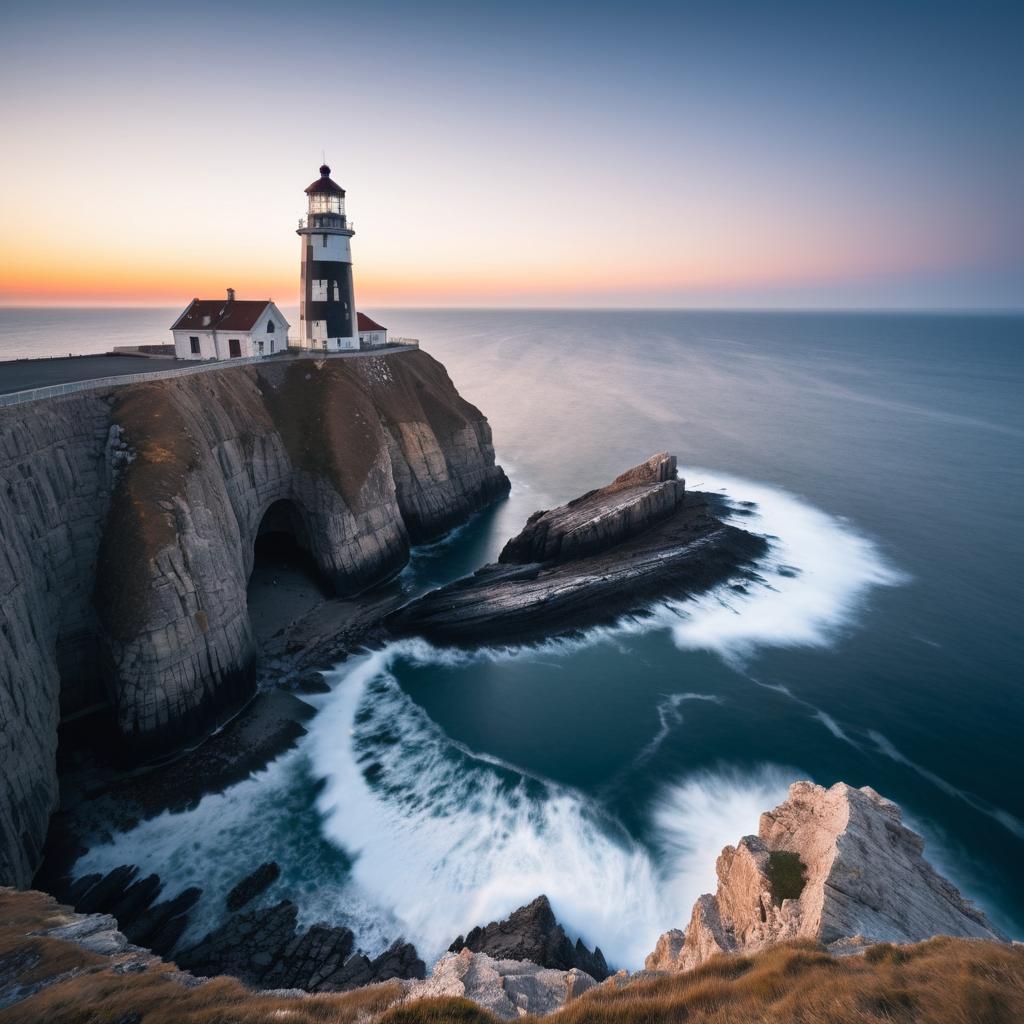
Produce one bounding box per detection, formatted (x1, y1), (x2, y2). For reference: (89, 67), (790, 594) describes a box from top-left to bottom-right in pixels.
(646, 781), (1004, 973)
(0, 350), (508, 887)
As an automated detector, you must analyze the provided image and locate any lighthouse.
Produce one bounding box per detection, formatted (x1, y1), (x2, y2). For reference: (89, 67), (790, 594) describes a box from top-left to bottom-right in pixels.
(297, 164), (357, 351)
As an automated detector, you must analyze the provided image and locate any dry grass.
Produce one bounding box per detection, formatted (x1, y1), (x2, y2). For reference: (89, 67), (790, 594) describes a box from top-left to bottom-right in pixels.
(3, 887), (1022, 1024)
(528, 937), (1024, 1024)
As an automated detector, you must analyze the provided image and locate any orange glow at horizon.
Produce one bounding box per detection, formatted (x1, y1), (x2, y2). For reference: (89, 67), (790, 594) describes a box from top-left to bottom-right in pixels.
(0, 224), (979, 309)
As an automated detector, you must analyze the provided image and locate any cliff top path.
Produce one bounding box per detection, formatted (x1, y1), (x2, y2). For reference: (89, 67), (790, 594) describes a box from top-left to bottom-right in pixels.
(0, 346), (419, 398)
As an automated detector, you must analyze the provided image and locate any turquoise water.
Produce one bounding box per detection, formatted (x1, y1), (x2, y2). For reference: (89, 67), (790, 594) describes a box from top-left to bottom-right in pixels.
(28, 308), (1022, 966)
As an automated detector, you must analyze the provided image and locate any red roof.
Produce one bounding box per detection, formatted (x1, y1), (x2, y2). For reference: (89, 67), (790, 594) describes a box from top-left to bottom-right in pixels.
(171, 299), (274, 332)
(305, 164), (345, 197)
(357, 312), (387, 333)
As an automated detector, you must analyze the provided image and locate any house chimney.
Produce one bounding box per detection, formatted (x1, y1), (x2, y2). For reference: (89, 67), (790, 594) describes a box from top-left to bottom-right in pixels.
(226, 287), (235, 302)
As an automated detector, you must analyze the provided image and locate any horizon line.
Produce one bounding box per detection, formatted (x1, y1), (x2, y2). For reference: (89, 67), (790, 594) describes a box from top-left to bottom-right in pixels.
(1, 303), (1022, 315)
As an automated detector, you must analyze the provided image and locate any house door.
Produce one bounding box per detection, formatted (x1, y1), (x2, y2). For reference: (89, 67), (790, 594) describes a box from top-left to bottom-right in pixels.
(229, 338), (241, 358)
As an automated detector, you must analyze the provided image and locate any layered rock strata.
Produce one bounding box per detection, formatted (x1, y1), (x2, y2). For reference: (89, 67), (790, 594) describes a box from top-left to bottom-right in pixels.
(449, 895), (610, 980)
(0, 350), (508, 887)
(499, 452), (684, 564)
(390, 454), (765, 645)
(646, 781), (1004, 972)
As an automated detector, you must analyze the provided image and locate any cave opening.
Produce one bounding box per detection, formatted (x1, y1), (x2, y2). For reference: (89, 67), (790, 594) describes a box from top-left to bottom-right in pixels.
(247, 499), (331, 641)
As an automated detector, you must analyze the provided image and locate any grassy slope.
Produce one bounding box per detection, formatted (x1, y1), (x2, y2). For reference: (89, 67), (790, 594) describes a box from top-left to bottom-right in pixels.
(3, 886), (1022, 1024)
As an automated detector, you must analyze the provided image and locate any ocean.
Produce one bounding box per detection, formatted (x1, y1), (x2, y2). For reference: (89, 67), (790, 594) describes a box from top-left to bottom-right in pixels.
(6, 307), (1021, 967)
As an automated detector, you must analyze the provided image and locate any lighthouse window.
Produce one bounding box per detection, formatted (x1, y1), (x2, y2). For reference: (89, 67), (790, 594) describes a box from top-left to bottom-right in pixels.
(332, 281), (340, 302)
(312, 279), (328, 301)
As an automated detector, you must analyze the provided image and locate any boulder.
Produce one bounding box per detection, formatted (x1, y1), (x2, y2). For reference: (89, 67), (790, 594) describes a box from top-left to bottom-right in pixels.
(405, 948), (596, 1020)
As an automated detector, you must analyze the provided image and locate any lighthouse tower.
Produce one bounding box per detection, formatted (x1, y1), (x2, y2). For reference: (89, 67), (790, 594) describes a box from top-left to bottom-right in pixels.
(297, 164), (357, 351)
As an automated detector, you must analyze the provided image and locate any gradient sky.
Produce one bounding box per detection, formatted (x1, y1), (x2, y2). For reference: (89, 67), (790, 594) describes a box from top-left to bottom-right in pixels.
(1, 1), (1021, 308)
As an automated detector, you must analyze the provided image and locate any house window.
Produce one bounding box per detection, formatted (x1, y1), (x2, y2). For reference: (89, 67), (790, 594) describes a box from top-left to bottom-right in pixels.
(189, 336), (200, 354)
(266, 320), (275, 333)
(229, 338), (241, 358)
(312, 279), (328, 302)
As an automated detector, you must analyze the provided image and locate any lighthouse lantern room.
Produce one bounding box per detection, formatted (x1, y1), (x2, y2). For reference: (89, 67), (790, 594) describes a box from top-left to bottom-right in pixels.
(297, 164), (358, 351)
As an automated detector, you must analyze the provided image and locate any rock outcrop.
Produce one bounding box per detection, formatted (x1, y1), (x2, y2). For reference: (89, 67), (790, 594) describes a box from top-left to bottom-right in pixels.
(646, 781), (1004, 972)
(176, 898), (425, 992)
(449, 895), (610, 980)
(406, 947), (597, 1020)
(0, 350), (509, 887)
(499, 452), (684, 564)
(389, 454), (766, 645)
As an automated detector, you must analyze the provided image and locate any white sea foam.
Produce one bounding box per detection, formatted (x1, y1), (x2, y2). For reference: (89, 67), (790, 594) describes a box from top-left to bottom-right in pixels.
(307, 651), (802, 966)
(653, 469), (906, 663)
(633, 693), (725, 767)
(70, 469), (906, 968)
(814, 710), (858, 747)
(650, 765), (799, 916)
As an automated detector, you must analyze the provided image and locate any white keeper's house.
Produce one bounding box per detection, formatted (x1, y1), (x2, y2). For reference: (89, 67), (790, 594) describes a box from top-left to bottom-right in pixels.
(171, 289), (289, 360)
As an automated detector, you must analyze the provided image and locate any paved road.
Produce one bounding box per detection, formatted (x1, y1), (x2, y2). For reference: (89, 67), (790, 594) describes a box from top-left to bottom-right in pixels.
(0, 355), (202, 396)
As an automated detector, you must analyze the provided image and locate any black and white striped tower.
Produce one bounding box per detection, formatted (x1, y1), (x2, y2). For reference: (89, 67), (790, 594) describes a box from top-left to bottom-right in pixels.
(297, 164), (357, 350)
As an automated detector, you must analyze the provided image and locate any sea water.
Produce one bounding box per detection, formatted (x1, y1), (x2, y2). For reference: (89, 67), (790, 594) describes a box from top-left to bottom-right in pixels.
(10, 307), (1020, 965)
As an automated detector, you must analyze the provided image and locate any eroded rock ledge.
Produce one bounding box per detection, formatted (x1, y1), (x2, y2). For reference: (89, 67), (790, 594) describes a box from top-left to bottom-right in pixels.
(389, 452), (766, 645)
(646, 781), (1005, 973)
(0, 350), (508, 887)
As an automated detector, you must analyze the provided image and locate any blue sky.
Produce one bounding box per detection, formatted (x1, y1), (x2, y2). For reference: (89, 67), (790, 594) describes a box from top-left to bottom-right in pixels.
(1, 0), (1021, 306)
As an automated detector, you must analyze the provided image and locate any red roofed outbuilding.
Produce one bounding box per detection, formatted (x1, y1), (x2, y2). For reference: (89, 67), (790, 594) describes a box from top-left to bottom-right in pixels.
(171, 289), (290, 360)
(357, 312), (388, 349)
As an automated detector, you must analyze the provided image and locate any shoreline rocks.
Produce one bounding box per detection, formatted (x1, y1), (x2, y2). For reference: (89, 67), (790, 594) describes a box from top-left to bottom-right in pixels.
(389, 454), (766, 646)
(405, 948), (598, 1020)
(646, 781), (1005, 973)
(449, 895), (610, 980)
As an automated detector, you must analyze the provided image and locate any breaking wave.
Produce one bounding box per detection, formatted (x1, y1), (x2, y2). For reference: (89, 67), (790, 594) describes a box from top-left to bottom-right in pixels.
(71, 469), (907, 969)
(649, 469), (906, 663)
(307, 655), (800, 967)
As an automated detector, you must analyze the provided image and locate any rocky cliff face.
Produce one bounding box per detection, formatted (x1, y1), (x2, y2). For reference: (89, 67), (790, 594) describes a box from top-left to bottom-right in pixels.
(646, 781), (1004, 972)
(0, 350), (508, 888)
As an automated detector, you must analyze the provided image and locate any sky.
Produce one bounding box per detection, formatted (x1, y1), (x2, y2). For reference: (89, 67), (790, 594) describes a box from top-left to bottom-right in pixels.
(0, 0), (1021, 309)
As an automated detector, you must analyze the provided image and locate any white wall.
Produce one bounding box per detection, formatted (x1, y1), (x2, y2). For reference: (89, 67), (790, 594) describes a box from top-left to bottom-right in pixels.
(311, 233), (351, 262)
(172, 303), (289, 360)
(173, 330), (218, 359)
(249, 307), (289, 355)
(359, 330), (388, 347)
